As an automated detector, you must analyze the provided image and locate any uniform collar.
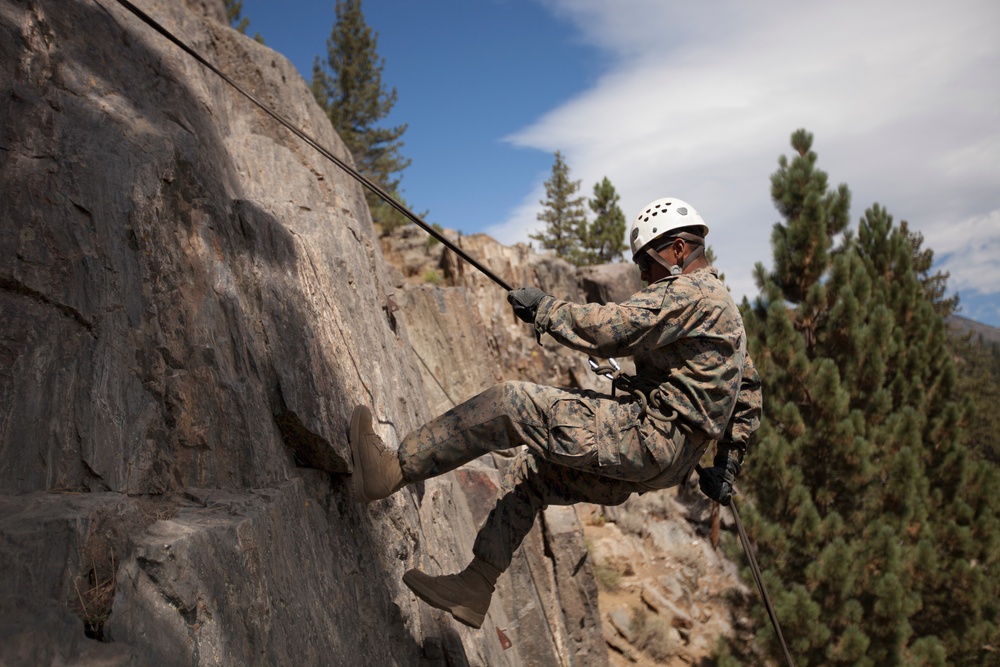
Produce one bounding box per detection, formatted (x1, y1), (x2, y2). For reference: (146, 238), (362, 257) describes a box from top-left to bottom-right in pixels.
(649, 265), (719, 286)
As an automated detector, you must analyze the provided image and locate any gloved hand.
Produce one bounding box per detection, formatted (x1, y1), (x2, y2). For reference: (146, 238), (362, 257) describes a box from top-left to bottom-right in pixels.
(507, 287), (547, 324)
(698, 452), (742, 506)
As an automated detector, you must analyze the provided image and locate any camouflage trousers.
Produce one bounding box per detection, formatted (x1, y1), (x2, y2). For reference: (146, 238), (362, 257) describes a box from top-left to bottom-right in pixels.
(397, 381), (709, 571)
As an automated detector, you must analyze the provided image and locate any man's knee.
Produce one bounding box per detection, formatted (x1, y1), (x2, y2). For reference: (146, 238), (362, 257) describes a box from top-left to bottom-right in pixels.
(482, 380), (543, 413)
(491, 380), (535, 398)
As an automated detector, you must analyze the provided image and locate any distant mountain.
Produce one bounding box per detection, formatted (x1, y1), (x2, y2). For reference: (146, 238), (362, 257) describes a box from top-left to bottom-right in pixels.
(947, 314), (1000, 345)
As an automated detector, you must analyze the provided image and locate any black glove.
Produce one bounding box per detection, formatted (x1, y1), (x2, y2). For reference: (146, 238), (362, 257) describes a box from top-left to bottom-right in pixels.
(507, 287), (546, 324)
(698, 451), (742, 506)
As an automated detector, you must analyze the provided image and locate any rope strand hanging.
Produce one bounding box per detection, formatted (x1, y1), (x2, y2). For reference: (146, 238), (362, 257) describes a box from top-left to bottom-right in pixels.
(107, 0), (513, 293)
(695, 464), (795, 667)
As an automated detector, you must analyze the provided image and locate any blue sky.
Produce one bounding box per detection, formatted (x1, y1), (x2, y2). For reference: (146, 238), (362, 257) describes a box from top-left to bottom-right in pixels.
(240, 0), (1000, 327)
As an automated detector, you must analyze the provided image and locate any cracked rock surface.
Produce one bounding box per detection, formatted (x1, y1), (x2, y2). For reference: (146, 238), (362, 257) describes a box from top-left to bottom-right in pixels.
(0, 0), (600, 664)
(0, 0), (714, 665)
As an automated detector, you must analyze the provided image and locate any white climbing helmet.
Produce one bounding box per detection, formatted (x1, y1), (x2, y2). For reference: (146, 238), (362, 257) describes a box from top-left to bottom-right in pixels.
(629, 197), (709, 261)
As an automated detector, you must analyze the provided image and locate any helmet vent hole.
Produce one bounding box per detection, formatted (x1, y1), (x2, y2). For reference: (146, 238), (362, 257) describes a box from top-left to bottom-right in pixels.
(652, 227), (657, 233)
(677, 207), (688, 215)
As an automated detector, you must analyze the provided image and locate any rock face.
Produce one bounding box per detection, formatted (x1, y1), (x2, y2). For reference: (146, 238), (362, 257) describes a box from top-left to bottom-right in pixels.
(0, 0), (610, 664)
(1, 1), (744, 665)
(384, 226), (645, 406)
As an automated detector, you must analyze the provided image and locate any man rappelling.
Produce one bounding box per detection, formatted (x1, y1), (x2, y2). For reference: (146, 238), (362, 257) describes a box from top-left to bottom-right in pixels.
(348, 197), (762, 629)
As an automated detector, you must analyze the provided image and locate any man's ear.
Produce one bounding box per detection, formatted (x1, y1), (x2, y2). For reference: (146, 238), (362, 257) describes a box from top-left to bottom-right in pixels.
(672, 238), (686, 258)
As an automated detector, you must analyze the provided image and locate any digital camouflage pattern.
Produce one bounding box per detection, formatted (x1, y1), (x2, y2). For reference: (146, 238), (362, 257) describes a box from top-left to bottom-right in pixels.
(398, 380), (708, 570)
(535, 267), (761, 459)
(399, 381), (705, 484)
(396, 267), (760, 571)
(472, 448), (646, 571)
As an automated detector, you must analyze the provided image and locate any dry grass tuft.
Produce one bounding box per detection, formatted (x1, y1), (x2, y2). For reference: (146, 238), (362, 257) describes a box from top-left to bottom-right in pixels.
(631, 606), (681, 661)
(593, 558), (623, 592)
(69, 550), (116, 641)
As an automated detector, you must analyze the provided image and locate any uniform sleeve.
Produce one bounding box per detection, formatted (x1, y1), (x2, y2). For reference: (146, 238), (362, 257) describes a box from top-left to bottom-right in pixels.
(721, 352), (762, 459)
(533, 292), (685, 358)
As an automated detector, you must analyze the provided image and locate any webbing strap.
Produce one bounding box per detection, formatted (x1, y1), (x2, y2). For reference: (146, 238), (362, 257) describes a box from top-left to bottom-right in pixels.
(106, 0), (513, 292)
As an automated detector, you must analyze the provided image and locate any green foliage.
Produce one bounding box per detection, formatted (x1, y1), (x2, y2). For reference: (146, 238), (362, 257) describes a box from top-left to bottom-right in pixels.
(735, 129), (1000, 665)
(425, 222), (444, 249)
(903, 222), (960, 319)
(224, 0), (264, 43)
(225, 0), (249, 33)
(532, 154), (627, 266)
(581, 176), (627, 264)
(768, 128), (851, 304)
(311, 0), (412, 234)
(953, 335), (1000, 464)
(531, 151), (588, 263)
(369, 189), (426, 236)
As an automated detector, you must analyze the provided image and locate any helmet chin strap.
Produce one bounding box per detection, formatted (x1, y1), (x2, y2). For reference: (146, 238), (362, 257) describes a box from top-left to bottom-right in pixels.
(646, 244), (705, 275)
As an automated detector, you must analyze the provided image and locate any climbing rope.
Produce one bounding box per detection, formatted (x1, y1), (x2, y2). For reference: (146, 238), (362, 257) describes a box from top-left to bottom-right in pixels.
(107, 0), (513, 293)
(728, 495), (796, 667)
(695, 463), (795, 667)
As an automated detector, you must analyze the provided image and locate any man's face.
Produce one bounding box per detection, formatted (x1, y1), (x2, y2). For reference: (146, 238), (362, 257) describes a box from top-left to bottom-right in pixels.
(635, 251), (654, 282)
(635, 238), (685, 283)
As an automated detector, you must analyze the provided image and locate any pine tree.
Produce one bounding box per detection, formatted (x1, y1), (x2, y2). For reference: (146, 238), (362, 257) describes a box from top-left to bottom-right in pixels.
(902, 221), (960, 319)
(225, 0), (249, 33)
(734, 129), (1000, 665)
(224, 0), (263, 43)
(953, 335), (1000, 464)
(581, 176), (627, 264)
(531, 151), (588, 264)
(768, 129), (851, 305)
(311, 0), (412, 233)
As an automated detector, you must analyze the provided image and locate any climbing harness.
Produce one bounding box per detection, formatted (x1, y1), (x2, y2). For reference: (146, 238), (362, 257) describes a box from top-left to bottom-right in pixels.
(587, 356), (683, 425)
(107, 0), (513, 293)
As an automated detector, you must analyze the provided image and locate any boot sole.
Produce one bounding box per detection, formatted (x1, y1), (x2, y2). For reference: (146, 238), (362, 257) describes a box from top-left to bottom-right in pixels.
(402, 570), (485, 629)
(349, 405), (372, 503)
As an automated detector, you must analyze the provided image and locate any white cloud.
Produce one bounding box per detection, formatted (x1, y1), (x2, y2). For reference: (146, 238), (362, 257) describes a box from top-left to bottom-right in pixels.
(483, 182), (547, 247)
(927, 209), (1000, 295)
(495, 0), (1000, 306)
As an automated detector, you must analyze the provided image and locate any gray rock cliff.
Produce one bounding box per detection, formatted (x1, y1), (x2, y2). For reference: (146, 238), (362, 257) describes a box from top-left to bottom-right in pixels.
(0, 0), (610, 664)
(1, 0), (746, 664)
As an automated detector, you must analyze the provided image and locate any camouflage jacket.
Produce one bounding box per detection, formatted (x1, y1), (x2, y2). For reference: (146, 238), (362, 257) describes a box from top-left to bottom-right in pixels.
(534, 267), (761, 455)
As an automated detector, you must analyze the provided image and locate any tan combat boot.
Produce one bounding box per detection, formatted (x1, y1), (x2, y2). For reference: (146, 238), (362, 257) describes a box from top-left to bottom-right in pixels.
(402, 557), (502, 629)
(349, 405), (405, 502)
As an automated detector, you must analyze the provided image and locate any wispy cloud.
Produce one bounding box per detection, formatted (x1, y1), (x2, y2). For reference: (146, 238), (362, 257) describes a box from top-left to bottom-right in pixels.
(925, 209), (1000, 294)
(486, 0), (1000, 307)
